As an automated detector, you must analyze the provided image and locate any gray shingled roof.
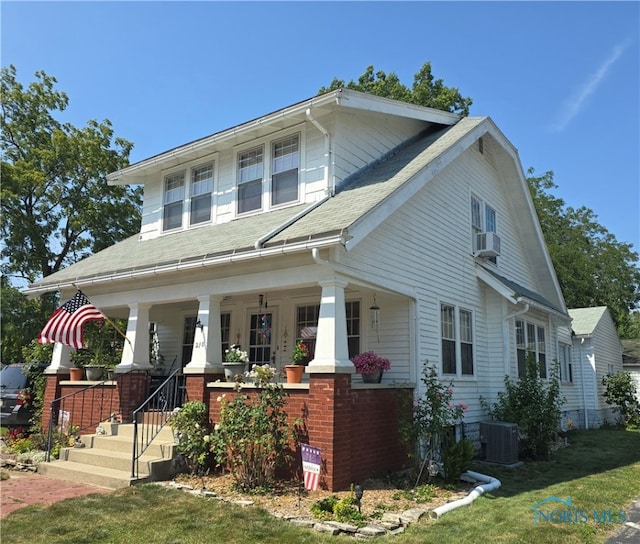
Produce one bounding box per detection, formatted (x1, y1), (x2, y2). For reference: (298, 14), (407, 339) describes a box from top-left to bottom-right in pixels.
(29, 117), (485, 290)
(484, 269), (566, 315)
(568, 307), (608, 336)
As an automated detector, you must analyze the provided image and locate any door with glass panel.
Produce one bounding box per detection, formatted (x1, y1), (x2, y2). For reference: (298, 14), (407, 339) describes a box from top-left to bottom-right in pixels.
(248, 309), (276, 366)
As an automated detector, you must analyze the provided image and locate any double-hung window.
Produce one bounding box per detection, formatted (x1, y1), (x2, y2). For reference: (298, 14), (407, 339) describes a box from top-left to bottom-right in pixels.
(163, 171), (185, 231)
(190, 163), (213, 225)
(471, 195), (498, 262)
(515, 319), (547, 378)
(272, 135), (299, 206)
(441, 303), (474, 376)
(238, 147), (264, 214)
(559, 343), (572, 383)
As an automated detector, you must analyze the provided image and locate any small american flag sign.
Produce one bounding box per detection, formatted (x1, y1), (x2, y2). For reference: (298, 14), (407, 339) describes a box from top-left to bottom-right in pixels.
(301, 443), (322, 491)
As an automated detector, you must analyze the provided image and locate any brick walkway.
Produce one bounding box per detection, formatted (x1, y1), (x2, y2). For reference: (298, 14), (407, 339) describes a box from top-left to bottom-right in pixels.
(0, 471), (112, 518)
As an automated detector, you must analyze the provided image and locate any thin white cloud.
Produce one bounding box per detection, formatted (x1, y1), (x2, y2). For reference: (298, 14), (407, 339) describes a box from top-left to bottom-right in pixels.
(549, 40), (632, 132)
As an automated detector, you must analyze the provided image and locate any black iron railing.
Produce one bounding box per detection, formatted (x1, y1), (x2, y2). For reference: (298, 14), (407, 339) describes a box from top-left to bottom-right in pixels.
(130, 367), (185, 479)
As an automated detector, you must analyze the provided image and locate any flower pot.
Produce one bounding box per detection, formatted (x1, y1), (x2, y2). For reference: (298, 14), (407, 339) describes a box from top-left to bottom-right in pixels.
(223, 362), (246, 382)
(361, 369), (383, 384)
(69, 367), (84, 381)
(285, 365), (305, 384)
(84, 365), (104, 381)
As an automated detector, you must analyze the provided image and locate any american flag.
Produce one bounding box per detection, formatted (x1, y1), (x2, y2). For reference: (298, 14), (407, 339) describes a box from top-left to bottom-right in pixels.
(38, 291), (105, 349)
(301, 443), (322, 491)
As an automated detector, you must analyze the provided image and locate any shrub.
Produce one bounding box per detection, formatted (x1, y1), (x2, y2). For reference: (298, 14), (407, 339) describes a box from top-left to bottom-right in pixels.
(169, 401), (215, 475)
(482, 354), (564, 460)
(399, 362), (467, 482)
(211, 383), (294, 491)
(442, 438), (475, 484)
(602, 372), (640, 429)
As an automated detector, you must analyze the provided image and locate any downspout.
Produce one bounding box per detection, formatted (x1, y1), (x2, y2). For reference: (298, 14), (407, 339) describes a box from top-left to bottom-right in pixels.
(579, 338), (589, 429)
(430, 470), (501, 519)
(254, 108), (333, 250)
(305, 108), (334, 196)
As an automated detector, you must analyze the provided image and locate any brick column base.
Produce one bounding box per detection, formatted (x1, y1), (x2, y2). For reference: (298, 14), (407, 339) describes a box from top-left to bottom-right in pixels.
(117, 371), (151, 422)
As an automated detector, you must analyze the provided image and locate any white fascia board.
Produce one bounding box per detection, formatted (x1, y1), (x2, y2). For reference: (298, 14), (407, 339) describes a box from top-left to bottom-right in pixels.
(476, 266), (520, 305)
(336, 90), (460, 126)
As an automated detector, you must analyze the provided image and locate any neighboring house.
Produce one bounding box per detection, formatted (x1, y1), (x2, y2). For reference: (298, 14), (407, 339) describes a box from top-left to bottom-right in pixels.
(566, 307), (624, 428)
(622, 338), (640, 403)
(26, 89), (572, 488)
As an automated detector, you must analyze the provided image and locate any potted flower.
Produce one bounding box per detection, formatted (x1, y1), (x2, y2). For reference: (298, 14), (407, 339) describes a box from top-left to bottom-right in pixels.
(351, 351), (390, 383)
(285, 340), (309, 383)
(223, 345), (249, 382)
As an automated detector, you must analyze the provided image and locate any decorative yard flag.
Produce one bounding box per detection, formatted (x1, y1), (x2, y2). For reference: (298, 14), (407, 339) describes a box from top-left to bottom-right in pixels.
(301, 443), (322, 491)
(38, 290), (105, 349)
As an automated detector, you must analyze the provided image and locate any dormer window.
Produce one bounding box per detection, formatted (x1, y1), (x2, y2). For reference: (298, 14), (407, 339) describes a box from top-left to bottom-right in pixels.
(238, 146), (264, 214)
(272, 135), (299, 206)
(163, 171), (185, 231)
(190, 163), (214, 225)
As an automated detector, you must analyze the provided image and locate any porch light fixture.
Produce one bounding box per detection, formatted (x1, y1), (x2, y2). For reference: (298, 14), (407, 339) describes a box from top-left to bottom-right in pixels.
(369, 295), (380, 332)
(195, 320), (203, 330)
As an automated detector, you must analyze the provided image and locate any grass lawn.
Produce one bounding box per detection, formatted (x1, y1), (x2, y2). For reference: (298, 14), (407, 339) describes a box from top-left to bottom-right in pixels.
(2, 428), (638, 544)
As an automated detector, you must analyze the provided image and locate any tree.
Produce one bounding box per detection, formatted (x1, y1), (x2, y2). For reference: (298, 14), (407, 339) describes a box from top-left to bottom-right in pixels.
(527, 168), (640, 337)
(318, 62), (472, 116)
(0, 65), (142, 285)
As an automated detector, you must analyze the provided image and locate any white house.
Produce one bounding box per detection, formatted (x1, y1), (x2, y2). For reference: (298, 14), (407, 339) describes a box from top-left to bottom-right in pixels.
(566, 306), (624, 428)
(26, 89), (573, 442)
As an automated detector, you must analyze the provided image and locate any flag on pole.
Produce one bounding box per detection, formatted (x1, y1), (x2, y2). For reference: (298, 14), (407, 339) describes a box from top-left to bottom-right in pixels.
(38, 290), (105, 349)
(301, 443), (322, 491)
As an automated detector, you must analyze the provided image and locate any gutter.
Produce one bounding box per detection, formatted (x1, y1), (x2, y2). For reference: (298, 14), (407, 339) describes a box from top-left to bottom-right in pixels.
(24, 235), (347, 297)
(430, 470), (501, 520)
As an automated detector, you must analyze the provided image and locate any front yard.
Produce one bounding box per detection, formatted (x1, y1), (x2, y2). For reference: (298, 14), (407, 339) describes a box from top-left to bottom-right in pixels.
(1, 428), (639, 543)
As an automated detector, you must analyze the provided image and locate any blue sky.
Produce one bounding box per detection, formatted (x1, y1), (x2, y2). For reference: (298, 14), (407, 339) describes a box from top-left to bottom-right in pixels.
(2, 1), (639, 255)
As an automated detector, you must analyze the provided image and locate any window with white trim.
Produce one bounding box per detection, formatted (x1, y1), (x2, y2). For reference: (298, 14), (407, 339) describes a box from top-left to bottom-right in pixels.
(238, 146), (264, 213)
(163, 171), (185, 231)
(190, 163), (214, 225)
(515, 319), (547, 378)
(559, 343), (572, 383)
(272, 135), (299, 206)
(441, 303), (474, 376)
(470, 195), (498, 263)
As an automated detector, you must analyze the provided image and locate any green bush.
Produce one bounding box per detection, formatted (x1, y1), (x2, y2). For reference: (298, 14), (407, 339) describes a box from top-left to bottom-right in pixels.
(169, 400), (215, 475)
(602, 372), (640, 429)
(482, 354), (564, 460)
(442, 437), (475, 483)
(211, 383), (294, 491)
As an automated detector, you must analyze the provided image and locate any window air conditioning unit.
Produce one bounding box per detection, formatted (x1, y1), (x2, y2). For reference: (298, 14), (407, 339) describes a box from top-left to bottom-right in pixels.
(480, 421), (519, 464)
(475, 232), (501, 258)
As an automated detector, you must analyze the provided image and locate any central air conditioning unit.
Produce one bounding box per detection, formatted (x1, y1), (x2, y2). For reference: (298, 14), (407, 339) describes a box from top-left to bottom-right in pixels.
(475, 232), (501, 258)
(480, 421), (519, 464)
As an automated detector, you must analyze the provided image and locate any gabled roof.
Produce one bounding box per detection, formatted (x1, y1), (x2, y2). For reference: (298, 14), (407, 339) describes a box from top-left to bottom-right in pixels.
(568, 306), (610, 336)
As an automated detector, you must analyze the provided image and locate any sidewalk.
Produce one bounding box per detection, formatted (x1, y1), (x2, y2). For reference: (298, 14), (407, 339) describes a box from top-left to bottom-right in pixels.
(604, 497), (640, 544)
(0, 471), (112, 518)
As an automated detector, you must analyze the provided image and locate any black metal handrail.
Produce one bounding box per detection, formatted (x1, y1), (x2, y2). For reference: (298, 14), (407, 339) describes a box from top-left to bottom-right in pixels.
(130, 367), (185, 479)
(45, 369), (138, 462)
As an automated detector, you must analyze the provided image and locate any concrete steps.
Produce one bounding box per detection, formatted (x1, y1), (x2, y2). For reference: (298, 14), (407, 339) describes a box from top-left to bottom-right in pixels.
(38, 420), (177, 489)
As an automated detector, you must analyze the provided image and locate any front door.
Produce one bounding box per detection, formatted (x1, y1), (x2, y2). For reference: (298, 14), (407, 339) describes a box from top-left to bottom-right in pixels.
(248, 309), (276, 366)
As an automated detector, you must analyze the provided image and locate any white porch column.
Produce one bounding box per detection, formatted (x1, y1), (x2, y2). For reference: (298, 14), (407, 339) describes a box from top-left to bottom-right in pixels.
(44, 342), (75, 374)
(307, 279), (354, 374)
(116, 302), (152, 372)
(184, 295), (223, 374)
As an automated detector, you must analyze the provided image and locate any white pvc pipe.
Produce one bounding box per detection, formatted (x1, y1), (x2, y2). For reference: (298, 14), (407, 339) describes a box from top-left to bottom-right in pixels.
(429, 470), (501, 520)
